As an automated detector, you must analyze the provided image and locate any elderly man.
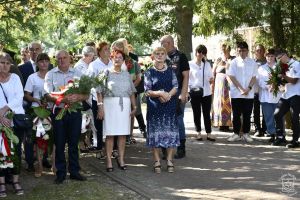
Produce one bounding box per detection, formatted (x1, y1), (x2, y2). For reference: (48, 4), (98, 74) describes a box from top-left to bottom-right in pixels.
(160, 35), (190, 159)
(19, 42), (43, 85)
(44, 50), (88, 184)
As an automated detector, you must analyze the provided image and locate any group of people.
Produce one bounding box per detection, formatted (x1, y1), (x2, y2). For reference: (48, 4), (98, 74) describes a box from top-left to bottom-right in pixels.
(0, 34), (299, 197)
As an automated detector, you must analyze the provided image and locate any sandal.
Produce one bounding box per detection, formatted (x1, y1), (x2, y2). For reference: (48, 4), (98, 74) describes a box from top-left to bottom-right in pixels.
(167, 160), (175, 173)
(153, 161), (161, 174)
(12, 182), (24, 195)
(111, 150), (119, 159)
(0, 183), (6, 198)
(96, 150), (106, 160)
(130, 137), (136, 144)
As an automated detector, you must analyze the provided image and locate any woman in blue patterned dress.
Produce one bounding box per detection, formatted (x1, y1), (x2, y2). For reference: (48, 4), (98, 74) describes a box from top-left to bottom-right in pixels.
(144, 47), (179, 173)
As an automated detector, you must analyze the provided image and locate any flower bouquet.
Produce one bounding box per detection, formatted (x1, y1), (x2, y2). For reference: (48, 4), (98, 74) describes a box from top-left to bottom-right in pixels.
(266, 61), (290, 96)
(96, 70), (112, 96)
(51, 75), (97, 120)
(0, 112), (19, 169)
(32, 105), (52, 154)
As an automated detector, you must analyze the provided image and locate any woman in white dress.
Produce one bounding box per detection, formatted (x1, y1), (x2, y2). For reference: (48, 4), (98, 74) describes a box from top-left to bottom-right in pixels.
(97, 50), (136, 172)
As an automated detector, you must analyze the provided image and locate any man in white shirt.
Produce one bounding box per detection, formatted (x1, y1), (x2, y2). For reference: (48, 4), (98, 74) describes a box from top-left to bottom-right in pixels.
(44, 50), (88, 184)
(227, 41), (257, 142)
(273, 49), (300, 148)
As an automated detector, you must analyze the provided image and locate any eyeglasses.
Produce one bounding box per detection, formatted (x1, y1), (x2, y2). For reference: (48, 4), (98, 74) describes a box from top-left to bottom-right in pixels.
(29, 48), (41, 52)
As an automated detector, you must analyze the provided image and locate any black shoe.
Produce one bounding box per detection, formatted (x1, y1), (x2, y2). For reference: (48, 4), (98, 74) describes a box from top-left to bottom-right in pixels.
(207, 136), (216, 142)
(80, 148), (90, 153)
(70, 173), (87, 181)
(174, 149), (185, 159)
(286, 141), (300, 148)
(268, 135), (275, 143)
(254, 131), (265, 137)
(26, 165), (35, 172)
(54, 176), (65, 184)
(42, 160), (52, 169)
(272, 138), (287, 146)
(106, 167), (114, 172)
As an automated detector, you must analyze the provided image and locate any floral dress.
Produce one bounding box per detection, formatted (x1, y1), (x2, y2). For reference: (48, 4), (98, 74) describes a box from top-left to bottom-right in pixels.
(144, 66), (179, 148)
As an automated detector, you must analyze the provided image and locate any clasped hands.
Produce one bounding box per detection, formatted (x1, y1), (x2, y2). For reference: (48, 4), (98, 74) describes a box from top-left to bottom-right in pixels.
(159, 91), (171, 103)
(239, 87), (250, 96)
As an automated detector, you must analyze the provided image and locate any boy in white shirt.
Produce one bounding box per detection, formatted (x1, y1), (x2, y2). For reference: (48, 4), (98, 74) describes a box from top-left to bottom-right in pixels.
(273, 49), (300, 148)
(227, 42), (258, 142)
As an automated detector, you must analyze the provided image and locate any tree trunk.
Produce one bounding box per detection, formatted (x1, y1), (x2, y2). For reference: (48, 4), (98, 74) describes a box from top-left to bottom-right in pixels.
(290, 0), (295, 54)
(175, 0), (194, 60)
(269, 1), (285, 48)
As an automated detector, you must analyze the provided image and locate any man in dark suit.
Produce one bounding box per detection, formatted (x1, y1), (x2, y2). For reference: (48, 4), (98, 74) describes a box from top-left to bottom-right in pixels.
(19, 41), (52, 171)
(19, 42), (43, 85)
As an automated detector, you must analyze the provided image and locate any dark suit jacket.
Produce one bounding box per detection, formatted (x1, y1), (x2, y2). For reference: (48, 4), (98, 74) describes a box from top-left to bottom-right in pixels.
(10, 65), (24, 86)
(19, 61), (34, 86)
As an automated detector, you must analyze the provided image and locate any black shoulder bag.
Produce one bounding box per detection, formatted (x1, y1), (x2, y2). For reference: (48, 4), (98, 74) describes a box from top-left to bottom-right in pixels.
(0, 83), (33, 130)
(189, 61), (205, 97)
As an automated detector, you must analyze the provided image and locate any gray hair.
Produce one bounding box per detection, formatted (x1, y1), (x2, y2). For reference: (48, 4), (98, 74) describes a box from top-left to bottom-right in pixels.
(28, 41), (43, 50)
(82, 46), (95, 56)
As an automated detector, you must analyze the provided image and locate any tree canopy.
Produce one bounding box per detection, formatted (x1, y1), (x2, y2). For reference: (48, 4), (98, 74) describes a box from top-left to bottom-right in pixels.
(1, 0), (300, 58)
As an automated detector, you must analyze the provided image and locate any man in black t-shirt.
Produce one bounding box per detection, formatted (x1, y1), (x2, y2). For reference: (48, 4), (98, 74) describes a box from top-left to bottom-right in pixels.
(160, 35), (190, 159)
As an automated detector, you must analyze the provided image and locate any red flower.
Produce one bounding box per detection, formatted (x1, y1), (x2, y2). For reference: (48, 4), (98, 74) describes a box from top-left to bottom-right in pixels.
(68, 80), (74, 84)
(280, 63), (289, 75)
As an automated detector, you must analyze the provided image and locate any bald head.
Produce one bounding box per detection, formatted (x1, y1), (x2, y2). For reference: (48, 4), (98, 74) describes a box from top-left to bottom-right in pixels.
(56, 50), (71, 72)
(160, 35), (175, 53)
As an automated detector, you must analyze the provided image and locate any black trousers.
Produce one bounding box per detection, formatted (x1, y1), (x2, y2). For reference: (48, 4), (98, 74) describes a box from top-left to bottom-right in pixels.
(92, 100), (103, 150)
(231, 98), (254, 134)
(52, 110), (82, 178)
(190, 95), (212, 133)
(253, 93), (266, 132)
(274, 95), (300, 141)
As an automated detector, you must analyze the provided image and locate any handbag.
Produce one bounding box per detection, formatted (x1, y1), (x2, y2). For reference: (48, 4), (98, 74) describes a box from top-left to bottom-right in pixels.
(0, 83), (33, 130)
(189, 61), (205, 98)
(13, 114), (33, 129)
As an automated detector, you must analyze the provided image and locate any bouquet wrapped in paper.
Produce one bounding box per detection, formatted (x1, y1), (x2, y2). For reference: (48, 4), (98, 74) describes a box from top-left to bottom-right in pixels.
(50, 75), (97, 120)
(266, 61), (290, 96)
(0, 112), (19, 169)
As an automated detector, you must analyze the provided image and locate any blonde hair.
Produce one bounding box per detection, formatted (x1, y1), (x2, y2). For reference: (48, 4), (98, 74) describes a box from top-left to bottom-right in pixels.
(152, 47), (167, 55)
(111, 39), (129, 55)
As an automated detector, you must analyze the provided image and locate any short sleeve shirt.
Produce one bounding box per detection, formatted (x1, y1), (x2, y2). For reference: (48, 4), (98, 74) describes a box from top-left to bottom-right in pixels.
(24, 73), (45, 107)
(167, 49), (190, 90)
(282, 59), (300, 99)
(227, 57), (258, 99)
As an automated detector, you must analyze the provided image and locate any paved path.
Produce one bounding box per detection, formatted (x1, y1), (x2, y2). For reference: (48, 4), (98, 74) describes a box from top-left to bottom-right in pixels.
(83, 103), (300, 200)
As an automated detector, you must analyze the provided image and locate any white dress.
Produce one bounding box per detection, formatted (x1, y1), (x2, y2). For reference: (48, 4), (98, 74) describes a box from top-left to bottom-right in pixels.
(98, 70), (136, 136)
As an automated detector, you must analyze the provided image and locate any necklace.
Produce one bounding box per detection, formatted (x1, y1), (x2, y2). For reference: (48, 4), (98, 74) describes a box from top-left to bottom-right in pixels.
(154, 65), (166, 71)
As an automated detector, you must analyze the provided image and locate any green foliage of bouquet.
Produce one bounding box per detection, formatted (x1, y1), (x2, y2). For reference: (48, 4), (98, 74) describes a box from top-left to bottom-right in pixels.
(266, 61), (290, 97)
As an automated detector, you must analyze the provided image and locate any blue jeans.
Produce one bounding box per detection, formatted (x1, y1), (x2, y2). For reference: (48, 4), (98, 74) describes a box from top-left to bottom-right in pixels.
(52, 110), (82, 178)
(177, 101), (186, 140)
(261, 102), (277, 135)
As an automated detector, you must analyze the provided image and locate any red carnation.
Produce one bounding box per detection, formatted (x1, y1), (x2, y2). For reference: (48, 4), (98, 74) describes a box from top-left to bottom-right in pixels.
(280, 63), (289, 75)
